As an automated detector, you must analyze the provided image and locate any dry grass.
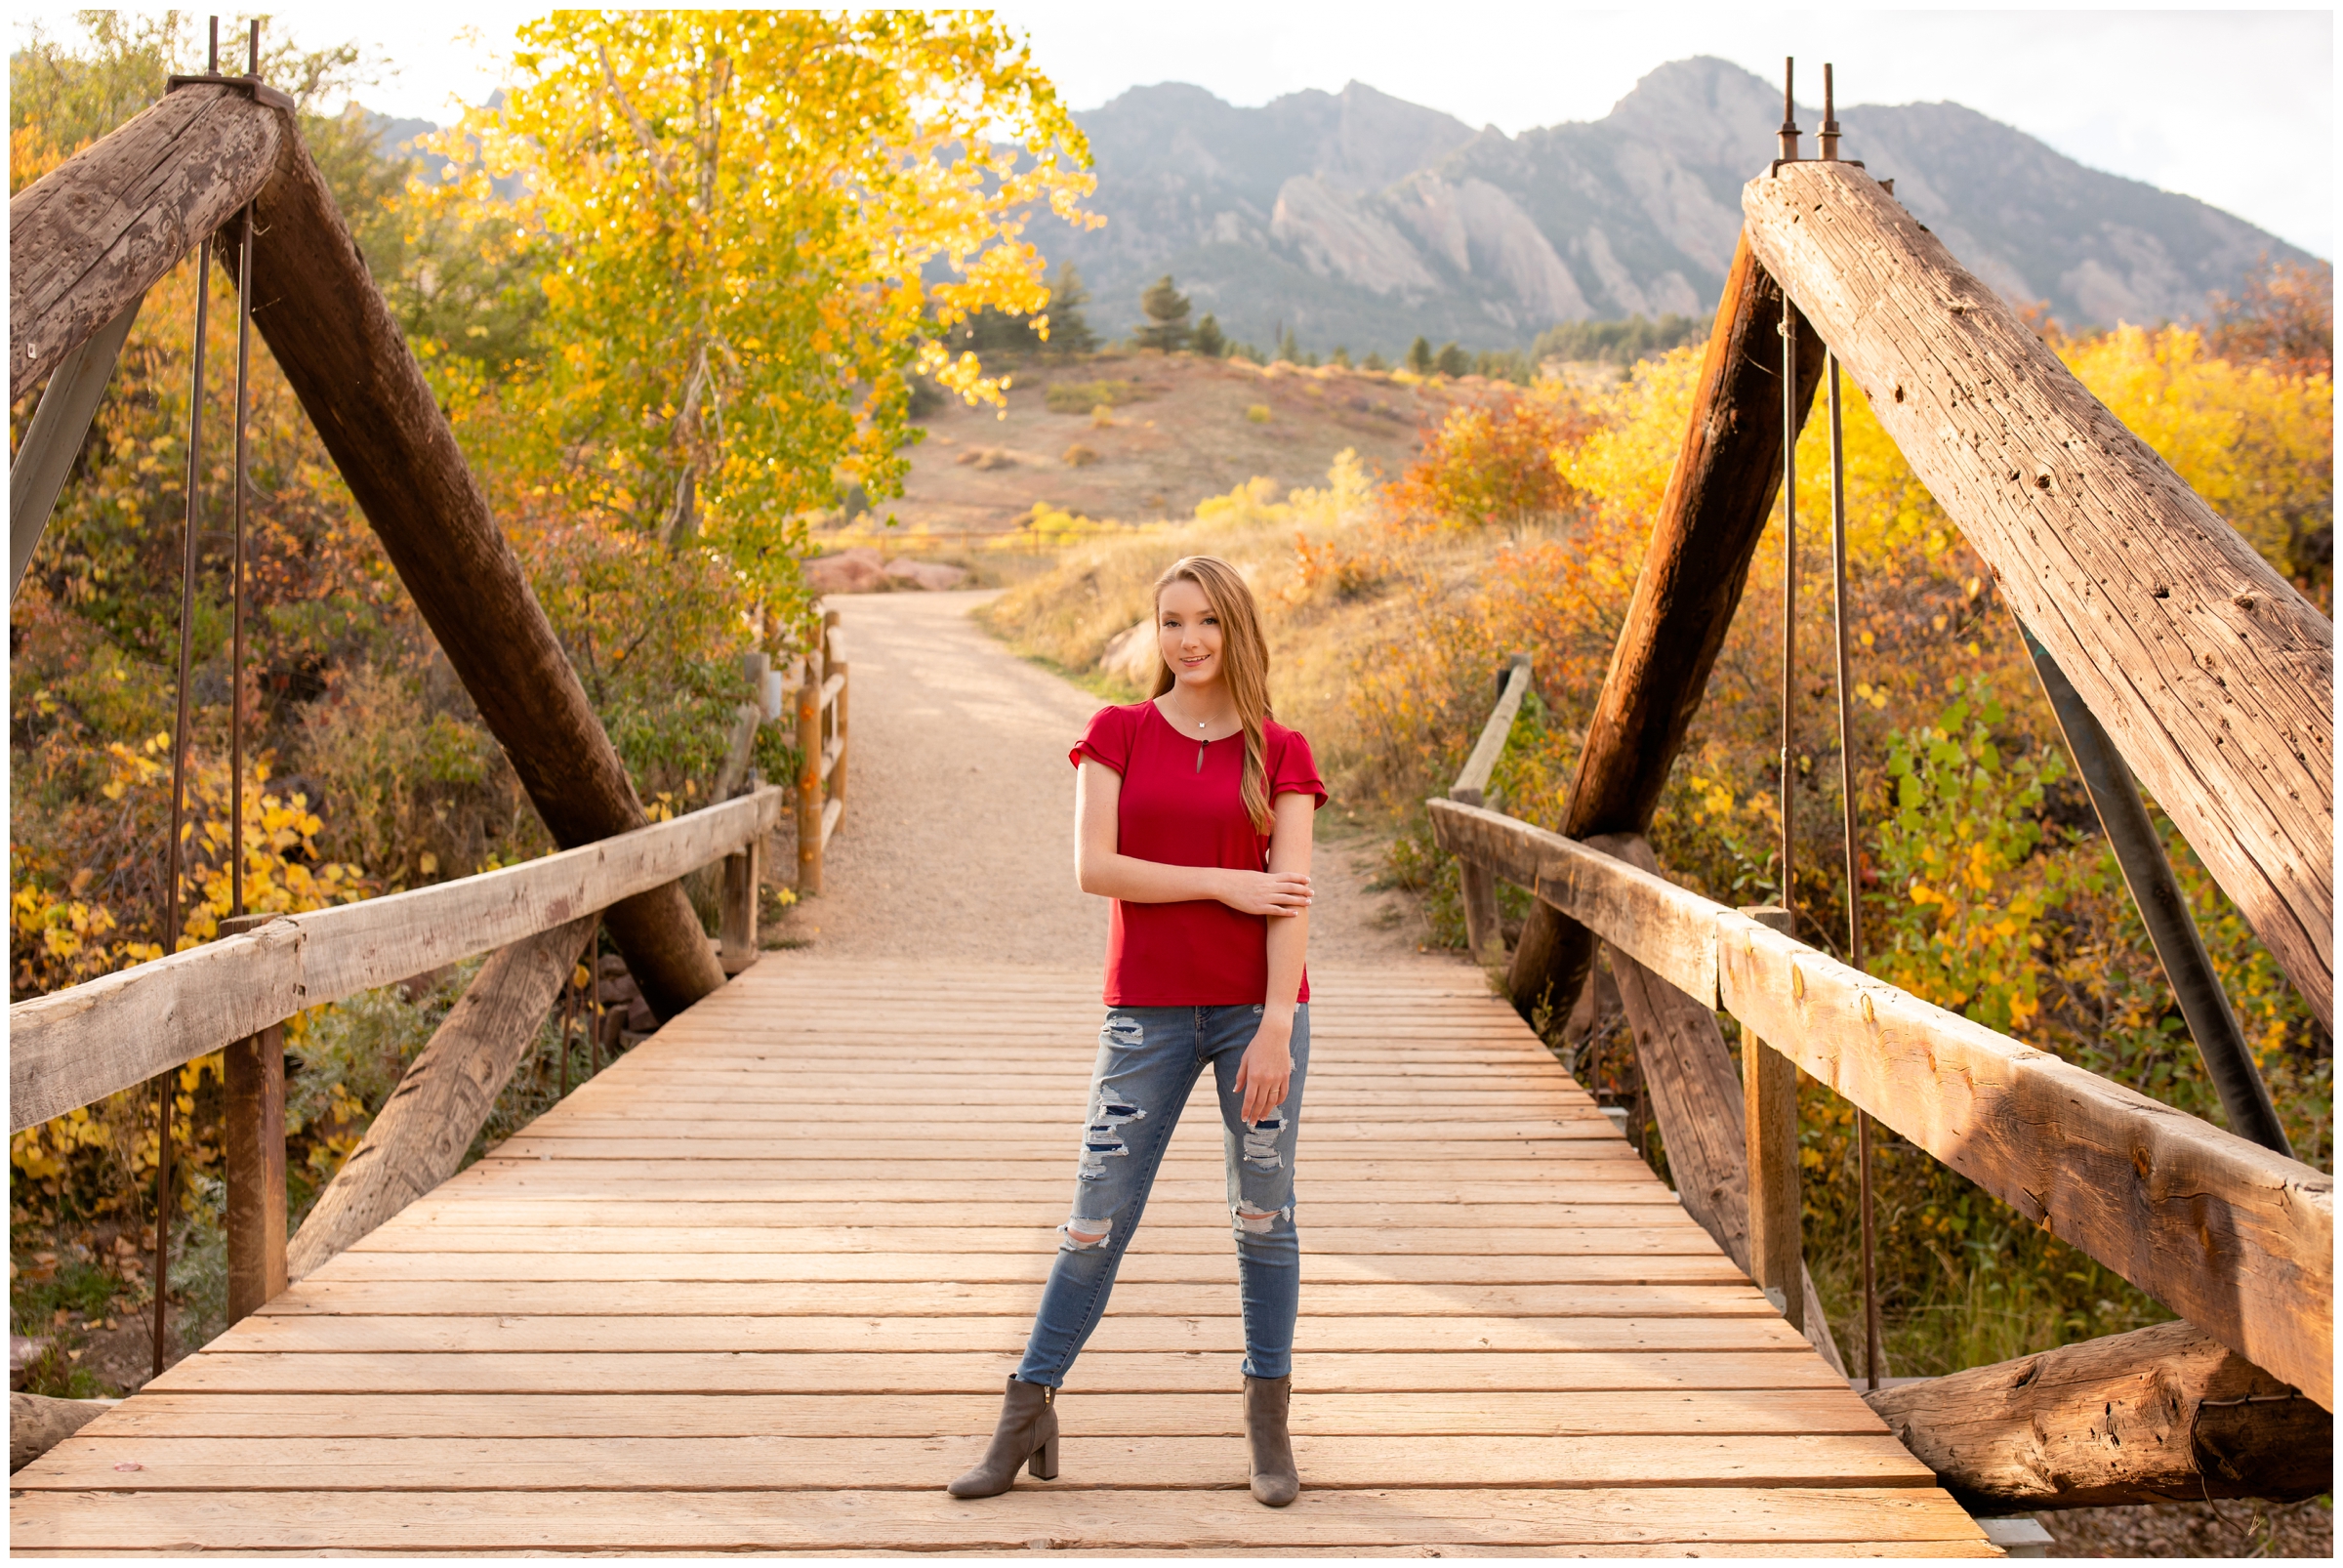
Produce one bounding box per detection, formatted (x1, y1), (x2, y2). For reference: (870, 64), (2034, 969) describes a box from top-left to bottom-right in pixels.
(971, 454), (1556, 808)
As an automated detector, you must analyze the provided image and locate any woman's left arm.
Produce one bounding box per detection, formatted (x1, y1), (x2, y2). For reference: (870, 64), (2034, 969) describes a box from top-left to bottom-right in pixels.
(1235, 790), (1315, 1122)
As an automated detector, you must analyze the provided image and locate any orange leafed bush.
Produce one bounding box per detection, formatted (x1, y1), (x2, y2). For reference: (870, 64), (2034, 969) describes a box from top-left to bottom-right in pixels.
(1388, 388), (1594, 529)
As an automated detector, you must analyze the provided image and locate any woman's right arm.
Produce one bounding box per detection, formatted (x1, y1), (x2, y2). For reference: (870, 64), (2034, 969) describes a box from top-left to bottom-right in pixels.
(1075, 759), (1311, 916)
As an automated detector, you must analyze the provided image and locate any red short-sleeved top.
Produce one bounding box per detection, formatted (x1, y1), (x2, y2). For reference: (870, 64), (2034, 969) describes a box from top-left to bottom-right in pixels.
(1071, 700), (1328, 1006)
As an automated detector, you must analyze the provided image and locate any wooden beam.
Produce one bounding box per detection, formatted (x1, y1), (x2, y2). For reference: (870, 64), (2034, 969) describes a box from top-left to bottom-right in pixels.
(1717, 906), (2334, 1409)
(222, 1023), (286, 1324)
(1508, 232), (1825, 1019)
(9, 85), (280, 401)
(1742, 1034), (1802, 1332)
(1867, 1320), (2331, 1509)
(286, 917), (598, 1280)
(235, 115), (722, 1022)
(719, 837), (760, 977)
(8, 788), (783, 1133)
(1428, 801), (1716, 1004)
(7, 1394), (110, 1475)
(1438, 805), (2325, 1395)
(1736, 903), (1802, 1333)
(1743, 161), (2334, 1030)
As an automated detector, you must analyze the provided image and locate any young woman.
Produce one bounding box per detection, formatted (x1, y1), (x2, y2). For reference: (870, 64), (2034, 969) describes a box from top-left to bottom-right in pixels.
(948, 556), (1324, 1508)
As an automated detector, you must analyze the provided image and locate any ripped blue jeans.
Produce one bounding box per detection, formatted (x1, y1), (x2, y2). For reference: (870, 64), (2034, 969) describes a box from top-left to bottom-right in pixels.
(1015, 1003), (1309, 1387)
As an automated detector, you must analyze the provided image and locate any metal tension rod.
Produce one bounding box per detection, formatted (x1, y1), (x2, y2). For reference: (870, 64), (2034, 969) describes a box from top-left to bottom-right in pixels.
(2017, 620), (2293, 1156)
(1777, 305), (1798, 922)
(229, 20), (261, 919)
(155, 12), (228, 1380)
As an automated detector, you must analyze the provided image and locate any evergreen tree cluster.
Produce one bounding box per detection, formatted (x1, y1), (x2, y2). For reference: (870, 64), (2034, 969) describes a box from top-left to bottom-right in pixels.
(944, 261), (1099, 357)
(1532, 312), (1706, 364)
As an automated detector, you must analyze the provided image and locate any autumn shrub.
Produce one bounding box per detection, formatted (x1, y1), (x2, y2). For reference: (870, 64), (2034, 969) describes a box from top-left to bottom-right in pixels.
(1388, 384), (1594, 529)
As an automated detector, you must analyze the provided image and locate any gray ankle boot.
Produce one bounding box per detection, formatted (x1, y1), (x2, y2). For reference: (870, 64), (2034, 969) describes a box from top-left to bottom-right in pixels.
(947, 1376), (1058, 1498)
(1244, 1374), (1299, 1506)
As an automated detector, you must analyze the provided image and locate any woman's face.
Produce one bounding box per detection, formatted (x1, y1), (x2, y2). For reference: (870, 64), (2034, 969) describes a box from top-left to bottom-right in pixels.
(1156, 578), (1224, 690)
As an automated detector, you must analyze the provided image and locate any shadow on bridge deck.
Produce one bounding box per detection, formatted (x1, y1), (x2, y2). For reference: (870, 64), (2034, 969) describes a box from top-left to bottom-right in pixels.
(11, 960), (1994, 1555)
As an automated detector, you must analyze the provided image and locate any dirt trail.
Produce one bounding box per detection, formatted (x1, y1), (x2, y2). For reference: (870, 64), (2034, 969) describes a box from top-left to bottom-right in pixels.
(762, 590), (1460, 981)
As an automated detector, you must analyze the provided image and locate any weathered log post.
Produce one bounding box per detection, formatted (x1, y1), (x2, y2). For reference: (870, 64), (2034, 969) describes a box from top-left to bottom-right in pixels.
(9, 84), (280, 400)
(228, 110), (723, 1019)
(719, 838), (760, 975)
(1868, 1320), (2332, 1510)
(217, 913), (286, 1325)
(1509, 233), (1826, 1021)
(1742, 160), (2334, 1028)
(1736, 903), (1802, 1332)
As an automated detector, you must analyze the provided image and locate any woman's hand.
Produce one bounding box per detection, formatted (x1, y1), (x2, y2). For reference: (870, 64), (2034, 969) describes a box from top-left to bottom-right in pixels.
(1234, 1010), (1295, 1122)
(1215, 869), (1312, 918)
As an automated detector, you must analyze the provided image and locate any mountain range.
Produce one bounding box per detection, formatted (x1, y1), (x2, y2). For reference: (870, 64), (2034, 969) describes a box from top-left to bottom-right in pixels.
(1043, 57), (2311, 355)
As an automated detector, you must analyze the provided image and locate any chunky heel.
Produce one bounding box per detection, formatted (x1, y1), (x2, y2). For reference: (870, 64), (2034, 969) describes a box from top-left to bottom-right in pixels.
(1245, 1374), (1298, 1507)
(947, 1377), (1059, 1498)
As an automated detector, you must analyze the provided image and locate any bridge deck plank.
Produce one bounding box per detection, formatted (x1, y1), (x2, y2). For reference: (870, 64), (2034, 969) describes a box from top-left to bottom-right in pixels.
(10, 961), (1992, 1555)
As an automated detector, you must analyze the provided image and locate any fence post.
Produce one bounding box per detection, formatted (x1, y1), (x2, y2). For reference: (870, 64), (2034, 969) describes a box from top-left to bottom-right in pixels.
(797, 649), (824, 896)
(216, 912), (285, 1325)
(1449, 654), (1531, 967)
(1739, 903), (1802, 1330)
(1451, 791), (1504, 965)
(824, 609), (848, 807)
(720, 826), (760, 976)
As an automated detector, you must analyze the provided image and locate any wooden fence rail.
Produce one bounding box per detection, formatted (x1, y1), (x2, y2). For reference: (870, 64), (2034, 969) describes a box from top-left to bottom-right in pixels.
(8, 785), (788, 1135)
(1427, 799), (2333, 1413)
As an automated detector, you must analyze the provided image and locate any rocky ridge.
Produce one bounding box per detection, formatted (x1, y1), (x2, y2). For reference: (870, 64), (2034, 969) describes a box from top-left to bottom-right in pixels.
(1045, 58), (2309, 352)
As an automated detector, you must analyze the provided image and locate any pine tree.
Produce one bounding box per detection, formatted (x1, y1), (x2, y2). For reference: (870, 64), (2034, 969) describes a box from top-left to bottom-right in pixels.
(1435, 341), (1469, 377)
(1362, 350), (1388, 372)
(1047, 263), (1098, 355)
(1134, 274), (1193, 351)
(1278, 325), (1300, 364)
(1331, 346), (1352, 368)
(1407, 335), (1433, 374)
(1193, 312), (1227, 357)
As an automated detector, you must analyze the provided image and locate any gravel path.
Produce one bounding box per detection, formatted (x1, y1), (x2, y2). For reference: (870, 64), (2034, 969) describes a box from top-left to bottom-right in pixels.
(761, 590), (1460, 982)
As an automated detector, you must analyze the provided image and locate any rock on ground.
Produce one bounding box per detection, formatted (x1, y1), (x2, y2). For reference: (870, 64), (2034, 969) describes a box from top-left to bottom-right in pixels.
(803, 549), (970, 595)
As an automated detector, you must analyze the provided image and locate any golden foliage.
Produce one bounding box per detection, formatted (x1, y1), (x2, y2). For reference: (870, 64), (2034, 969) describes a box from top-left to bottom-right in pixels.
(452, 10), (1099, 607)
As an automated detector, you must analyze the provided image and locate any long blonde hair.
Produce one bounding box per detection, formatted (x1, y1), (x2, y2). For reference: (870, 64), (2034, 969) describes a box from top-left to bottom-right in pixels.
(1151, 555), (1276, 833)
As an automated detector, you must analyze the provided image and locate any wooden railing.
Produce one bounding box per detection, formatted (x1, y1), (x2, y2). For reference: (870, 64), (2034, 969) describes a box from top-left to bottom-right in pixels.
(9, 784), (788, 1319)
(796, 608), (850, 894)
(1430, 682), (2333, 1507)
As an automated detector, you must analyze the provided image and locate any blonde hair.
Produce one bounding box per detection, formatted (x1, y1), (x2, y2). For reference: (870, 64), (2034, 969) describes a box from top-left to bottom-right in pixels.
(1151, 555), (1276, 833)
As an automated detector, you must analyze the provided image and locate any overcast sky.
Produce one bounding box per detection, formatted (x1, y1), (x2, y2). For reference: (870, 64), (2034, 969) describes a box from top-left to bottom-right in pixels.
(24, 5), (2332, 257)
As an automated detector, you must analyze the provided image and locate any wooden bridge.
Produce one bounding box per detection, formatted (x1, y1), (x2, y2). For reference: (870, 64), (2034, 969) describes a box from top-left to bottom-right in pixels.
(14, 961), (1994, 1554)
(11, 48), (2333, 1559)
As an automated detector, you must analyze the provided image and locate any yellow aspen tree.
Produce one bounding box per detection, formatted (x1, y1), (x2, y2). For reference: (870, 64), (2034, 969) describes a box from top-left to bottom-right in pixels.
(472, 10), (1097, 603)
